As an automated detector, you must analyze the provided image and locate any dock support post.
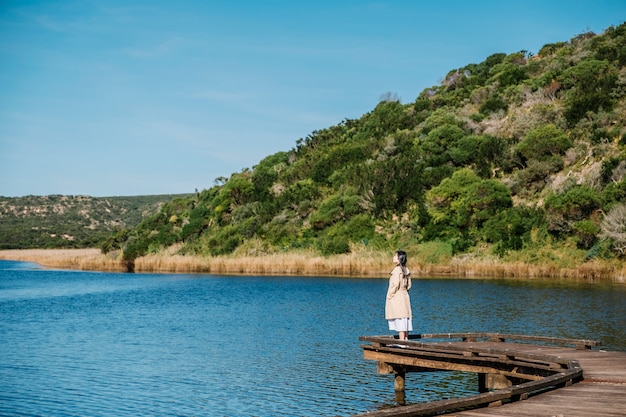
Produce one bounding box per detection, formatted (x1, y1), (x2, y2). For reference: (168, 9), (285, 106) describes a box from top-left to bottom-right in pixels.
(478, 373), (487, 393)
(479, 373), (512, 392)
(394, 371), (405, 392)
(394, 367), (406, 405)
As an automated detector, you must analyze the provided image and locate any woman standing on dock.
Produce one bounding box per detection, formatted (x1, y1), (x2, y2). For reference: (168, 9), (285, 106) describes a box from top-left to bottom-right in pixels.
(385, 250), (412, 341)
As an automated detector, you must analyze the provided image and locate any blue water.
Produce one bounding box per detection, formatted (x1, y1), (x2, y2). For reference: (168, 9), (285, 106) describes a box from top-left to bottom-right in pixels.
(1, 259), (625, 416)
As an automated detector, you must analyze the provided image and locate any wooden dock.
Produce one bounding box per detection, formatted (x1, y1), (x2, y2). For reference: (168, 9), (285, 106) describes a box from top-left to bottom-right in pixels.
(357, 333), (626, 417)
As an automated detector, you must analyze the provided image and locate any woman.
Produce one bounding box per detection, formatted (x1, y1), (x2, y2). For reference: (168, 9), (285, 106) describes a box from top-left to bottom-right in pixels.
(385, 250), (412, 341)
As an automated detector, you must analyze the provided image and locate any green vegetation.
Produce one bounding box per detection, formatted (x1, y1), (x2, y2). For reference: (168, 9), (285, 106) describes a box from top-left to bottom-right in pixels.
(100, 23), (626, 265)
(0, 194), (191, 249)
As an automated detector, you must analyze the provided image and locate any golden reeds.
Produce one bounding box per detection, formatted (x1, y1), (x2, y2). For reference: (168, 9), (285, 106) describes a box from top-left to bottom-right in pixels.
(1, 248), (624, 282)
(133, 250), (390, 277)
(0, 249), (128, 272)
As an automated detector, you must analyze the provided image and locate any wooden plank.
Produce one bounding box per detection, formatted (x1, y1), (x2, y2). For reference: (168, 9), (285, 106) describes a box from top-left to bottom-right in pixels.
(363, 349), (544, 381)
(362, 346), (564, 378)
(481, 333), (602, 349)
(508, 368), (582, 395)
(361, 338), (573, 367)
(362, 345), (565, 371)
(450, 383), (626, 416)
(357, 335), (624, 417)
(351, 391), (513, 417)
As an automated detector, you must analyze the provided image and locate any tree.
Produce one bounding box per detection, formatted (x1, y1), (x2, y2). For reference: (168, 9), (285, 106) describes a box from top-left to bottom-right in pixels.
(359, 100), (414, 139)
(544, 185), (602, 234)
(482, 206), (545, 255)
(252, 151), (289, 202)
(516, 124), (572, 162)
(426, 168), (513, 242)
(600, 203), (626, 256)
(379, 91), (401, 103)
(558, 59), (618, 126)
(573, 220), (601, 250)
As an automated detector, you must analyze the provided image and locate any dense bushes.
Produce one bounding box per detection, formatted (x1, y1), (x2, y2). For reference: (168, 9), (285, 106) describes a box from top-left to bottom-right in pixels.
(425, 168), (513, 251)
(544, 185), (602, 235)
(96, 23), (626, 264)
(558, 59), (619, 126)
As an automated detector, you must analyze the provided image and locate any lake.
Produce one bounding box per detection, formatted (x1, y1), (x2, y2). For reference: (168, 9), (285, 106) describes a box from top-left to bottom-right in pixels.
(1, 259), (625, 416)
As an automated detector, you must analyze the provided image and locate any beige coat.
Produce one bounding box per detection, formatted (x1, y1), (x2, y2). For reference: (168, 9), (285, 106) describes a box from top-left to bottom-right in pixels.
(385, 265), (412, 320)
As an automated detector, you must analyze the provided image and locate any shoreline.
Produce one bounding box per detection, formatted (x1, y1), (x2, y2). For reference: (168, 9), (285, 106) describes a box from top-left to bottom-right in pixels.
(1, 248), (625, 282)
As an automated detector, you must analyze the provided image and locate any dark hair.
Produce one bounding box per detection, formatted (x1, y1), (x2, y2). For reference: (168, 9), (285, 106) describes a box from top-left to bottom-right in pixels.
(395, 250), (408, 267)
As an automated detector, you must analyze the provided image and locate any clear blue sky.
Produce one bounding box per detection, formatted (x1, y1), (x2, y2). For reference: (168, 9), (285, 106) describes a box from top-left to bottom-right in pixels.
(1, 1), (624, 197)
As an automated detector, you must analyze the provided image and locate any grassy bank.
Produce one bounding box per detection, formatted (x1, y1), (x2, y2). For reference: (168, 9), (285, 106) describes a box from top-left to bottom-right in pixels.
(1, 248), (625, 281)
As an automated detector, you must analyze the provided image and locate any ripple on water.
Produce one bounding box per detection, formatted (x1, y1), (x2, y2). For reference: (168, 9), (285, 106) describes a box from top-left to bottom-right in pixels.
(1, 266), (625, 416)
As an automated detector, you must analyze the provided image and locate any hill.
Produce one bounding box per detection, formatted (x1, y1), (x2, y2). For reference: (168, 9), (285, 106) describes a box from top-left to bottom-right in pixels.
(10, 23), (626, 275)
(0, 194), (192, 249)
(101, 23), (626, 270)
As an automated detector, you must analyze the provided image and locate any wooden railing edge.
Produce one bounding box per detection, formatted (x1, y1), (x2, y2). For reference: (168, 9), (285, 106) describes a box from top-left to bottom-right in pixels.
(360, 332), (602, 350)
(360, 343), (571, 371)
(360, 336), (581, 367)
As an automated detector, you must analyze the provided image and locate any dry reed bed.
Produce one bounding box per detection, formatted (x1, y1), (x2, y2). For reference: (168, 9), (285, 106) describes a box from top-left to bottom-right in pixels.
(0, 249), (128, 272)
(1, 249), (625, 281)
(134, 252), (390, 276)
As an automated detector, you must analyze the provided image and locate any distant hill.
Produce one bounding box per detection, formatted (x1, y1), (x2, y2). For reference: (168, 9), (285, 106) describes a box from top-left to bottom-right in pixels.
(0, 194), (192, 249)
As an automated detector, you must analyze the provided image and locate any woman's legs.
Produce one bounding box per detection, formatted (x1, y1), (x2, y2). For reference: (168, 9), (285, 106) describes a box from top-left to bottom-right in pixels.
(389, 318), (411, 341)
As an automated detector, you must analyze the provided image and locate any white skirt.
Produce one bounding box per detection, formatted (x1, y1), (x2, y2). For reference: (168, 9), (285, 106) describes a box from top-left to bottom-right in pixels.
(388, 317), (413, 332)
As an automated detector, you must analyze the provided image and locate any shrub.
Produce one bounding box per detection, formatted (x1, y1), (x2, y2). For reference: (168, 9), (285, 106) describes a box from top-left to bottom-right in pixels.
(558, 59), (618, 126)
(538, 41), (567, 57)
(123, 239), (149, 262)
(311, 189), (361, 229)
(600, 157), (624, 185)
(426, 168), (512, 241)
(544, 185), (602, 234)
(513, 157), (564, 195)
(479, 96), (508, 115)
(482, 206), (545, 255)
(415, 240), (453, 264)
(572, 220), (601, 249)
(207, 225), (241, 255)
(360, 100), (415, 139)
(450, 135), (508, 178)
(490, 59), (528, 88)
(516, 124), (572, 161)
(279, 179), (320, 207)
(317, 234), (350, 255)
(264, 210), (305, 248)
(315, 214), (375, 256)
(584, 239), (614, 261)
(252, 151), (289, 202)
(602, 179), (626, 207)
